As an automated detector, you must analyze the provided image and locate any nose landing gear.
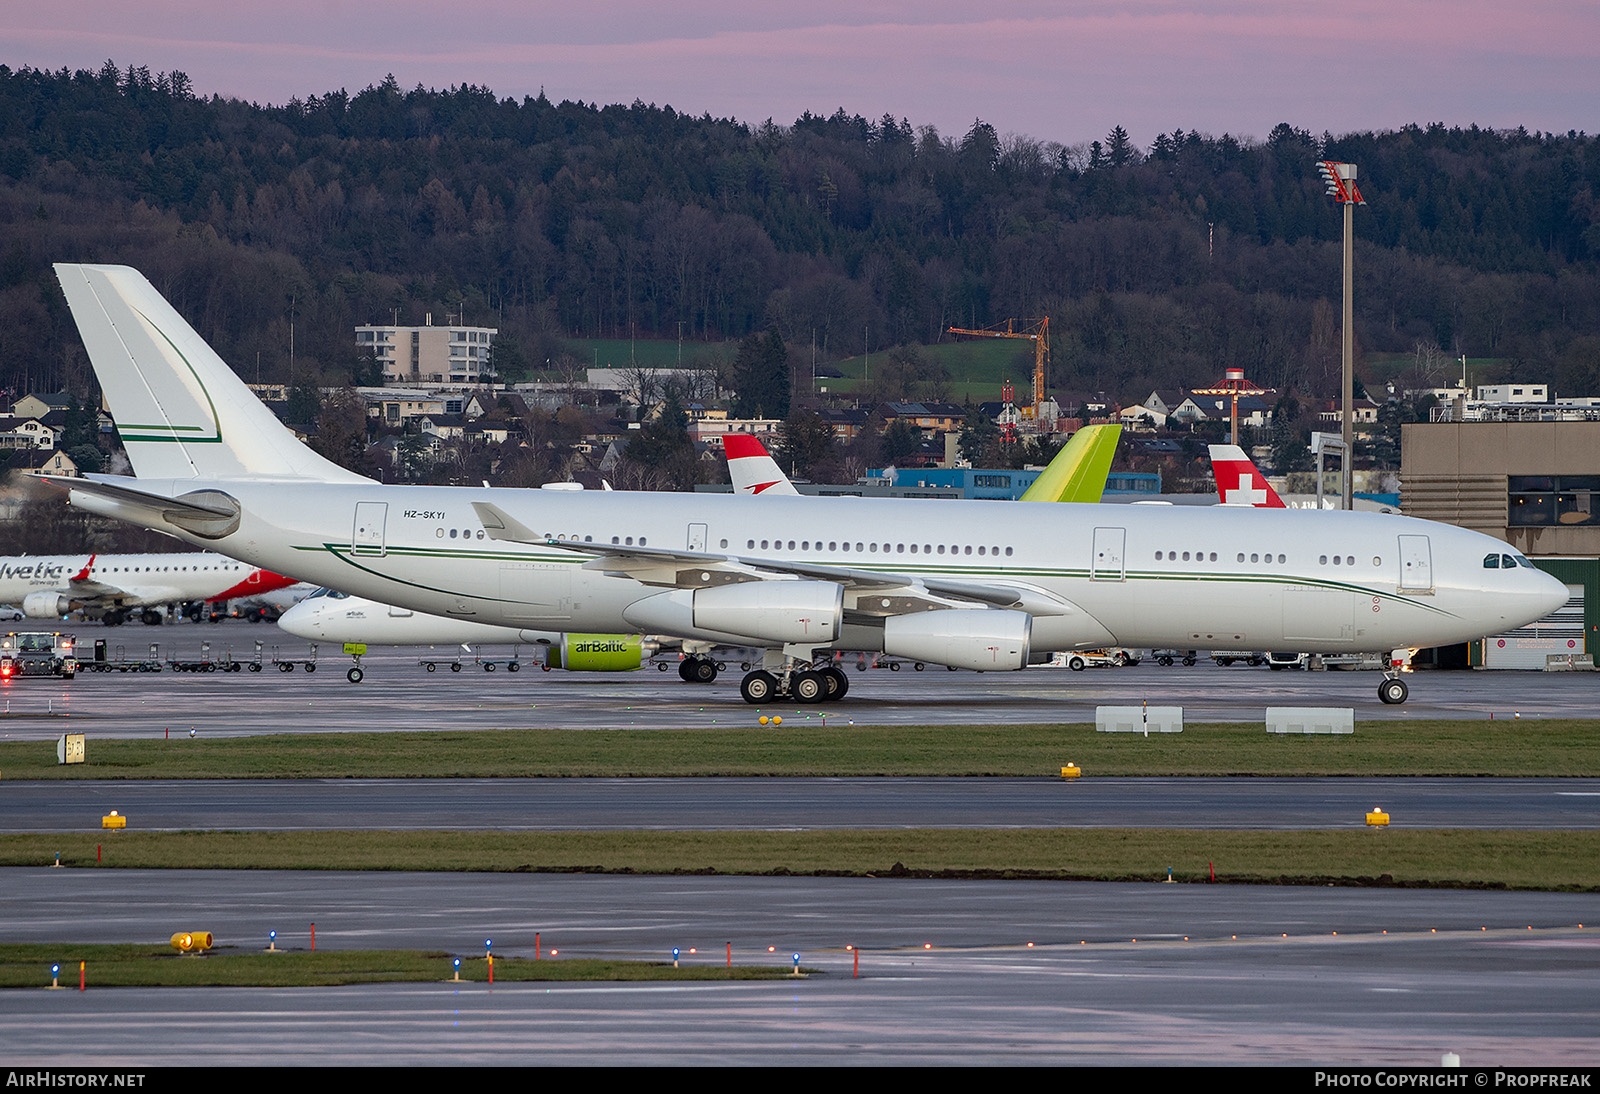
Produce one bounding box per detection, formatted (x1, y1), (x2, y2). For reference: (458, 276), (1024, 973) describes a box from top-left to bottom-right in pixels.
(1378, 674), (1408, 705)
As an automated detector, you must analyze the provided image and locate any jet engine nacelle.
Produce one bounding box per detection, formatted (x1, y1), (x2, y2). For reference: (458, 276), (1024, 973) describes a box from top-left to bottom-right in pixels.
(545, 633), (646, 672)
(623, 580), (843, 645)
(883, 609), (1032, 671)
(22, 593), (72, 619)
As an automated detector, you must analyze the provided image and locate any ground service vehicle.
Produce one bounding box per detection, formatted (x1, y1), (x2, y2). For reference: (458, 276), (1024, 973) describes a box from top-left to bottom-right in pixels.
(0, 631), (79, 679)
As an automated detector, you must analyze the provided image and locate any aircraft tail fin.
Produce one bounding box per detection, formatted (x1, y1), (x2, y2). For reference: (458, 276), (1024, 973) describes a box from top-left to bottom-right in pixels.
(1208, 444), (1286, 507)
(54, 264), (369, 483)
(1019, 424), (1121, 503)
(723, 433), (800, 496)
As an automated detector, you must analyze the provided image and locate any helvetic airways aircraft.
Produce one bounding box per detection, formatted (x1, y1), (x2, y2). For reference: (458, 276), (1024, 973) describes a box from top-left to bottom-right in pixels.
(0, 551), (298, 624)
(43, 264), (1566, 705)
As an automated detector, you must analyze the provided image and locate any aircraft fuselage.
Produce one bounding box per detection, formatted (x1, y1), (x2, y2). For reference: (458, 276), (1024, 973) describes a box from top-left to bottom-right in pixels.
(77, 478), (1559, 656)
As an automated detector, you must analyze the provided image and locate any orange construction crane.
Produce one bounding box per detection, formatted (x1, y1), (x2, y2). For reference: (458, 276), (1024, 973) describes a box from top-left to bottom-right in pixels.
(947, 318), (1049, 417)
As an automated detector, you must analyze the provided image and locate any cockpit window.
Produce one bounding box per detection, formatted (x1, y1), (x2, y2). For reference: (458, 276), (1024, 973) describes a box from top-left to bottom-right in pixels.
(1483, 554), (1501, 569)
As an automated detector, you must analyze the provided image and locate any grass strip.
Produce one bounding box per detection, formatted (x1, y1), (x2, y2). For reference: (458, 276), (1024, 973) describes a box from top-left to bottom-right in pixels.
(0, 944), (796, 989)
(5, 719), (1600, 779)
(5, 829), (1597, 891)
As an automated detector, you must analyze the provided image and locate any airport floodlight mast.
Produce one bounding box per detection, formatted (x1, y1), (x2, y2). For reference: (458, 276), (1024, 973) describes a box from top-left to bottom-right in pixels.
(1192, 367), (1267, 447)
(1318, 160), (1365, 510)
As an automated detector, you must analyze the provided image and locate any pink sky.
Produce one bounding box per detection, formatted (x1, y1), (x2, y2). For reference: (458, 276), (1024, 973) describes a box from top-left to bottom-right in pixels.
(5, 2), (1596, 148)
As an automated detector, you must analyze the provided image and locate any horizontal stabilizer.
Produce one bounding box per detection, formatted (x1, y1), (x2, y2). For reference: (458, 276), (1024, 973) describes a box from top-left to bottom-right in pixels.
(36, 475), (243, 540)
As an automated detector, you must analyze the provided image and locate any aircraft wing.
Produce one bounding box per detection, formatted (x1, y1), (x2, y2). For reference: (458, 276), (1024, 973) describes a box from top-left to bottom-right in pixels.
(473, 501), (1041, 614)
(62, 576), (128, 600)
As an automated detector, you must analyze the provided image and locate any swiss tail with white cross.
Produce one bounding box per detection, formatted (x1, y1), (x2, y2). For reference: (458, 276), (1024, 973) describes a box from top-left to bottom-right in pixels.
(1208, 445), (1286, 508)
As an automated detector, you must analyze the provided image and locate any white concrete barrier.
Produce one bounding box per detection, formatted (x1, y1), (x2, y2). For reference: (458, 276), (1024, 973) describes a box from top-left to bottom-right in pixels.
(1096, 706), (1183, 733)
(1265, 707), (1354, 735)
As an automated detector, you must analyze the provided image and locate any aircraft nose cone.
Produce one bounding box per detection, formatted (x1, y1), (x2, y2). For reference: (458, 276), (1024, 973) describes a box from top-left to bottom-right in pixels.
(276, 607), (317, 639)
(1535, 570), (1570, 617)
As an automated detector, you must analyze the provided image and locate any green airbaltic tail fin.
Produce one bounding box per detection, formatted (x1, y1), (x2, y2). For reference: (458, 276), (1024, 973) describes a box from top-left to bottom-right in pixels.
(1018, 423), (1122, 503)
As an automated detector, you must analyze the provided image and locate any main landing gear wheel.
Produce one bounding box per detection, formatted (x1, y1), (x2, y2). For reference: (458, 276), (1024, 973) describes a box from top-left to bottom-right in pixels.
(791, 670), (825, 703)
(679, 657), (718, 684)
(822, 666), (849, 700)
(740, 670), (778, 704)
(1378, 676), (1409, 705)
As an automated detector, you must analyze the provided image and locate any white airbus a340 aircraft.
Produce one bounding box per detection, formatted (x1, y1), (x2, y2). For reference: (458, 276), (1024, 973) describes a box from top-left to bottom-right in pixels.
(0, 550), (299, 624)
(42, 264), (1566, 705)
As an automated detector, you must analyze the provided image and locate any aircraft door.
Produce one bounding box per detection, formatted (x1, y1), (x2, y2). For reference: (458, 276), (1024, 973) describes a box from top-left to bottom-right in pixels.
(1397, 535), (1433, 591)
(687, 523), (708, 552)
(1091, 527), (1126, 581)
(352, 502), (388, 557)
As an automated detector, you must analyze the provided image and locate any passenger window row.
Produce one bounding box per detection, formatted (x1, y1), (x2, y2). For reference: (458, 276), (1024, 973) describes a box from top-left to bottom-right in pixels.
(745, 540), (1013, 557)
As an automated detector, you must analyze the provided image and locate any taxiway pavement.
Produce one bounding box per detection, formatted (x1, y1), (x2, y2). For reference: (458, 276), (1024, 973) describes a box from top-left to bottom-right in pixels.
(0, 624), (1591, 740)
(2, 870), (1596, 1065)
(4, 776), (1599, 831)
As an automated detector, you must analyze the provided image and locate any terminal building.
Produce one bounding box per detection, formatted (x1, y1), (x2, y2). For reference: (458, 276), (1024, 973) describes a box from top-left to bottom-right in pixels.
(1402, 420), (1599, 669)
(856, 467), (1162, 501)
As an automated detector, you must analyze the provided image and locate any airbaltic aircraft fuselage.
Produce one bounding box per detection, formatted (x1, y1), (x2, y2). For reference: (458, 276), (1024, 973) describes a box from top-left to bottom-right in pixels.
(46, 263), (1569, 705)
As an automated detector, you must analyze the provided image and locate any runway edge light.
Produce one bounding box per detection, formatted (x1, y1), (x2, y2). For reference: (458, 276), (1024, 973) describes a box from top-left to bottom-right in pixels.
(1366, 806), (1390, 827)
(1060, 762), (1082, 779)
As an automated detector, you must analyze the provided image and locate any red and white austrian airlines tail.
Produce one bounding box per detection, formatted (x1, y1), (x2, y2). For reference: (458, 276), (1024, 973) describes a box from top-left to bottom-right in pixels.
(724, 434), (799, 496)
(1208, 444), (1286, 508)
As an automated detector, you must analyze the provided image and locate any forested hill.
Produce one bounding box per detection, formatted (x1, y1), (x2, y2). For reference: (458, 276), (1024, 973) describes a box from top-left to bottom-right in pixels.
(1, 60), (1597, 406)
